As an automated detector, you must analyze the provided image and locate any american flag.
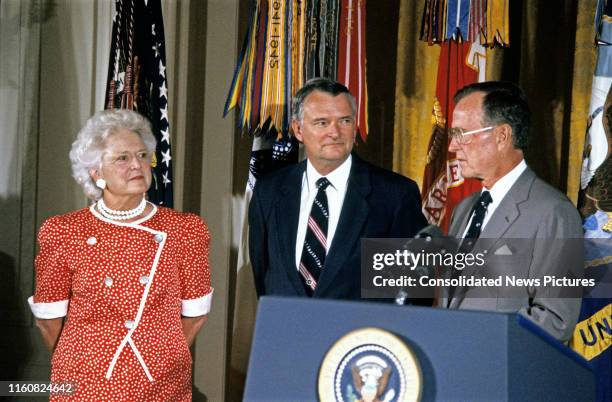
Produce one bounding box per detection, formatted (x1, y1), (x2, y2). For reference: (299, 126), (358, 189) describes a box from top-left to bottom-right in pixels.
(104, 0), (173, 207)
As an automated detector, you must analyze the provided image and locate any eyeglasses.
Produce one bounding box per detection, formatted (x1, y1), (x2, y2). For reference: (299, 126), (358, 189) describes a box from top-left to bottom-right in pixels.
(449, 126), (495, 145)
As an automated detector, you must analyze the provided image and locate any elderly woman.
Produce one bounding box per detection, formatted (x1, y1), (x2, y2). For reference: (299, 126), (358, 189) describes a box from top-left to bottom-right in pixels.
(27, 109), (213, 401)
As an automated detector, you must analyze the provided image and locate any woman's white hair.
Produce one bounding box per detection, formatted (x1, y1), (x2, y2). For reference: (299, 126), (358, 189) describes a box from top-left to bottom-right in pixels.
(69, 109), (157, 200)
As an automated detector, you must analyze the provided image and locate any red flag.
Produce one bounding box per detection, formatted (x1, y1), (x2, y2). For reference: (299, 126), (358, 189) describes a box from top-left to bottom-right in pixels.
(337, 0), (368, 141)
(421, 40), (482, 232)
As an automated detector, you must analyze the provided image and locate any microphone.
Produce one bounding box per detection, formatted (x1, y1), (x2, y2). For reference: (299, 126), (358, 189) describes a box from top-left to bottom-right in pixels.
(394, 224), (444, 305)
(414, 224), (443, 240)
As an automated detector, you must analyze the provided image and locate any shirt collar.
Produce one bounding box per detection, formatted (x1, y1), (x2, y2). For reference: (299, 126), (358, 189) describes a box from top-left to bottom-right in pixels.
(305, 154), (352, 192)
(484, 159), (527, 203)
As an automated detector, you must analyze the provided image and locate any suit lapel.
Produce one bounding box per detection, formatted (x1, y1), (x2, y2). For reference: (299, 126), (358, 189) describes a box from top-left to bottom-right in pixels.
(276, 161), (308, 296)
(315, 156), (371, 296)
(480, 168), (535, 241)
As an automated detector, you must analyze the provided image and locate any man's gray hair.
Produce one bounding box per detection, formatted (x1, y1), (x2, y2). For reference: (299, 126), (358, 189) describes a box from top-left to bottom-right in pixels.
(454, 81), (531, 150)
(291, 77), (356, 123)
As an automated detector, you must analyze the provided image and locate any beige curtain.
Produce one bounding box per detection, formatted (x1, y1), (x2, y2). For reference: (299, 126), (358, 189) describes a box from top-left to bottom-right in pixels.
(393, 0), (440, 188)
(394, 0), (597, 203)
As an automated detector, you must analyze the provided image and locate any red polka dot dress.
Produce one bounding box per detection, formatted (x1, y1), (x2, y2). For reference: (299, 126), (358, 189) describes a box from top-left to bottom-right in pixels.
(28, 204), (213, 401)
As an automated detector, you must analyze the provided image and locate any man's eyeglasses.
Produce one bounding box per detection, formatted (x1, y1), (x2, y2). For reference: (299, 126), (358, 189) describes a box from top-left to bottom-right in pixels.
(449, 126), (495, 145)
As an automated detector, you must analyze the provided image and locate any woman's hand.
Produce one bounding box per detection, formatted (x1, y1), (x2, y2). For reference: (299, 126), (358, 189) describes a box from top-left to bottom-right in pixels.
(181, 315), (208, 347)
(35, 318), (64, 353)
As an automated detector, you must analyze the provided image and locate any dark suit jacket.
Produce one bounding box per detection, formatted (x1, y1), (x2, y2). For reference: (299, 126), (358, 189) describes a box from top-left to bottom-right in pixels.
(248, 154), (427, 300)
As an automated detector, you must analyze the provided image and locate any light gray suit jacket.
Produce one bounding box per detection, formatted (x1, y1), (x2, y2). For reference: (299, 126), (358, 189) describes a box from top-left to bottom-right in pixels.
(439, 167), (583, 342)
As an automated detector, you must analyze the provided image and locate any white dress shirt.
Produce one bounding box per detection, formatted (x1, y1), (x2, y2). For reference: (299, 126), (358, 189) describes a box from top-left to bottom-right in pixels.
(295, 155), (352, 270)
(461, 159), (527, 237)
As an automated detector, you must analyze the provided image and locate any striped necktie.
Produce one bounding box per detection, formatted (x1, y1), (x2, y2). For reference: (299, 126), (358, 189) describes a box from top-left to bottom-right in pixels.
(299, 177), (331, 296)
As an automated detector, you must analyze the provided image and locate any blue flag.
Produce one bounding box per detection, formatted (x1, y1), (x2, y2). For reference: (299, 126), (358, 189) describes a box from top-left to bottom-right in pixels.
(571, 2), (612, 401)
(105, 0), (173, 207)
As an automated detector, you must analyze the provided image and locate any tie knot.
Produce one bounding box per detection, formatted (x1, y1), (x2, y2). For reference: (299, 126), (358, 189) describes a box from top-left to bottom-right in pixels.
(316, 177), (331, 190)
(479, 191), (492, 207)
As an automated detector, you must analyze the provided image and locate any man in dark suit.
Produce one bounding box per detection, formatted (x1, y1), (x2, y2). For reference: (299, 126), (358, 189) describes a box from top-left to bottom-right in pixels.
(439, 81), (583, 341)
(248, 78), (427, 299)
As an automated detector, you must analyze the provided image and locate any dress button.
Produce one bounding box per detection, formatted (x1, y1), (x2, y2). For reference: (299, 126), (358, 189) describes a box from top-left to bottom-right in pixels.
(139, 275), (149, 285)
(154, 234), (164, 243)
(124, 320), (135, 329)
(104, 277), (113, 287)
(87, 236), (97, 245)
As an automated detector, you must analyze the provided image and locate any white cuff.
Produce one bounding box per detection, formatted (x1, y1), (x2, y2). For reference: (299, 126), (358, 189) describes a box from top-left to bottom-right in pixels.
(181, 289), (214, 317)
(28, 296), (69, 319)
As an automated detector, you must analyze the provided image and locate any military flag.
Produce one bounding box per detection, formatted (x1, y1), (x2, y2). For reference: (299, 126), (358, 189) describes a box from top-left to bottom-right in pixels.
(105, 0), (173, 206)
(419, 0), (503, 231)
(337, 0), (368, 141)
(570, 2), (612, 400)
(421, 0), (509, 47)
(420, 40), (485, 231)
(224, 0), (368, 139)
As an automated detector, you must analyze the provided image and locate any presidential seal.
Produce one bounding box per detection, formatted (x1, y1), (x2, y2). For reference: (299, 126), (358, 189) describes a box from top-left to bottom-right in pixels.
(318, 327), (421, 402)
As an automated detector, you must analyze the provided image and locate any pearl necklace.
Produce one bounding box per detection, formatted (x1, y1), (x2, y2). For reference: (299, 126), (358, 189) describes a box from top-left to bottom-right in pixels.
(97, 197), (147, 221)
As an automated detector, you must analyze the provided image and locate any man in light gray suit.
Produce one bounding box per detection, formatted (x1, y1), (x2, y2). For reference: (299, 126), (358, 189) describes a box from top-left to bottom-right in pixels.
(439, 81), (583, 342)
